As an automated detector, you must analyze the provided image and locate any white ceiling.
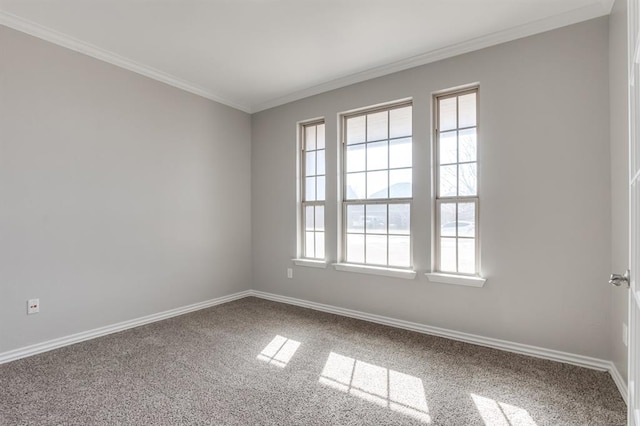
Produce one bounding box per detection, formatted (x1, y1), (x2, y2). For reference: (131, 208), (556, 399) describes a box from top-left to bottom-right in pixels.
(0, 0), (614, 113)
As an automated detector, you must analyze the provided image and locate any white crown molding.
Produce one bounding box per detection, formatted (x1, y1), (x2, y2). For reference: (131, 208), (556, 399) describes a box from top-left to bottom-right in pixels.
(250, 2), (612, 113)
(0, 11), (251, 113)
(0, 2), (612, 115)
(0, 290), (252, 365)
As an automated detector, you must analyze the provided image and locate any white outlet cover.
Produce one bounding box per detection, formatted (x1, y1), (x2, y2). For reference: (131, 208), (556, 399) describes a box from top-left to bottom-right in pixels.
(27, 298), (40, 315)
(287, 268), (293, 279)
(623, 323), (628, 347)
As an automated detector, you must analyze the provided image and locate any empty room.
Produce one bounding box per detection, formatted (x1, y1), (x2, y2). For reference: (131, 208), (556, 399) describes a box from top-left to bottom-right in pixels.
(1, 0), (638, 424)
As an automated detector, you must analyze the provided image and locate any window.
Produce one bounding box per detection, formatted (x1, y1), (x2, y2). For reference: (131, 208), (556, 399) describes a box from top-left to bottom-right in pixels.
(342, 102), (412, 268)
(434, 87), (479, 275)
(301, 121), (325, 259)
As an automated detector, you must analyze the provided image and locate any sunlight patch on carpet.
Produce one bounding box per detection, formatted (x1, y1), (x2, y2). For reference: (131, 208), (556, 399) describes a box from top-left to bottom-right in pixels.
(319, 352), (431, 423)
(471, 393), (537, 426)
(257, 335), (301, 368)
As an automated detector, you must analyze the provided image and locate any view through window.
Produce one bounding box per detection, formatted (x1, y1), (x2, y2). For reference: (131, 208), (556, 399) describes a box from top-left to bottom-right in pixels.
(434, 88), (479, 274)
(301, 121), (326, 260)
(342, 103), (413, 268)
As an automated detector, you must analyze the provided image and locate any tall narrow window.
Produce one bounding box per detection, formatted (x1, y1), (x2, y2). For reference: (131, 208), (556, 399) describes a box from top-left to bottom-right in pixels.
(301, 121), (325, 259)
(342, 102), (413, 268)
(434, 87), (479, 275)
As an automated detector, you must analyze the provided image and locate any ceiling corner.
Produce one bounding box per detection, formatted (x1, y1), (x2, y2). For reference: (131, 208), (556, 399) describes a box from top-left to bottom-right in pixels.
(599, 0), (616, 14)
(0, 11), (251, 113)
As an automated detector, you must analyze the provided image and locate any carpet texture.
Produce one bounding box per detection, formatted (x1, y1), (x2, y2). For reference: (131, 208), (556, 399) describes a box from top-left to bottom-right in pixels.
(0, 297), (626, 425)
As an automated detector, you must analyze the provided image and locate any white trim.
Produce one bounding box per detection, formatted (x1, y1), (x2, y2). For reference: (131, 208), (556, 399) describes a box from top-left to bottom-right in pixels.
(250, 2), (611, 113)
(0, 290), (252, 365)
(293, 259), (328, 268)
(0, 287), (628, 404)
(426, 273), (487, 287)
(249, 290), (612, 371)
(0, 12), (250, 113)
(609, 362), (629, 405)
(333, 263), (417, 279)
(0, 5), (611, 114)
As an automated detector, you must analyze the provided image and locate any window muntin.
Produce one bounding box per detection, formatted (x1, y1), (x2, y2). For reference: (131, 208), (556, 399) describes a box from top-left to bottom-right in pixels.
(342, 103), (412, 268)
(302, 121), (325, 259)
(434, 88), (479, 275)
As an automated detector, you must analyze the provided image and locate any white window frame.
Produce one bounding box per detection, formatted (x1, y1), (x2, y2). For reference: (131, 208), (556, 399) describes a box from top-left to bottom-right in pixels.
(432, 86), (481, 278)
(338, 101), (414, 271)
(299, 120), (326, 262)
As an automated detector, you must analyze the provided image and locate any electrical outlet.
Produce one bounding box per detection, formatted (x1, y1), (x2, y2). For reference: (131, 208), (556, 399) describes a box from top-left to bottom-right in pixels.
(287, 268), (293, 279)
(27, 298), (40, 315)
(623, 323), (628, 347)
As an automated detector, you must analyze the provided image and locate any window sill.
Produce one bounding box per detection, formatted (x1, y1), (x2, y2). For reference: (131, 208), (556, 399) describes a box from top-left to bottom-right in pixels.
(293, 259), (328, 269)
(333, 263), (416, 280)
(425, 273), (486, 287)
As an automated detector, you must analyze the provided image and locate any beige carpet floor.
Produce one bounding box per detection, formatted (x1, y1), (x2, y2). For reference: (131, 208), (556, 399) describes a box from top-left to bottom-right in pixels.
(0, 297), (627, 425)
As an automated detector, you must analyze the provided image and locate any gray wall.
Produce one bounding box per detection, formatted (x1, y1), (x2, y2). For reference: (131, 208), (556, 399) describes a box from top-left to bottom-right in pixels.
(0, 26), (252, 353)
(252, 18), (612, 359)
(609, 0), (629, 382)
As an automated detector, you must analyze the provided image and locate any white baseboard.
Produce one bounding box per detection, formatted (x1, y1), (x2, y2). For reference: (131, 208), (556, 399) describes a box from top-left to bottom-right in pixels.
(248, 290), (613, 371)
(0, 290), (252, 365)
(0, 287), (628, 405)
(608, 362), (629, 405)
(250, 290), (629, 403)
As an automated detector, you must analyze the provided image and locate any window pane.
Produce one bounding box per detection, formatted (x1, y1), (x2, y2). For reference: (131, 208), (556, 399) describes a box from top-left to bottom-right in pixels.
(458, 163), (477, 196)
(347, 116), (366, 145)
(346, 144), (366, 173)
(347, 205), (364, 233)
(389, 236), (410, 267)
(458, 239), (475, 273)
(458, 93), (476, 128)
(440, 203), (456, 237)
(367, 141), (388, 171)
(367, 111), (388, 141)
(305, 151), (316, 176)
(389, 204), (410, 235)
(390, 106), (412, 138)
(305, 177), (316, 201)
(440, 237), (456, 272)
(317, 176), (326, 201)
(342, 103), (415, 268)
(434, 89), (479, 275)
(315, 205), (325, 231)
(439, 131), (457, 164)
(346, 172), (365, 200)
(316, 149), (325, 175)
(305, 232), (315, 258)
(316, 232), (325, 259)
(458, 202), (475, 237)
(439, 97), (457, 131)
(317, 124), (325, 149)
(305, 126), (316, 151)
(458, 129), (476, 163)
(366, 204), (387, 235)
(305, 205), (314, 231)
(389, 138), (412, 169)
(367, 170), (388, 199)
(347, 234), (365, 263)
(439, 165), (457, 197)
(389, 168), (412, 198)
(366, 235), (387, 265)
